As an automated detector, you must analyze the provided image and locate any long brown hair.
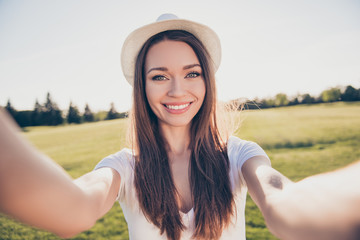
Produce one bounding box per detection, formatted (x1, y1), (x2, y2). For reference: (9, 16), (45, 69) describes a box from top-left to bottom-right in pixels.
(130, 30), (235, 240)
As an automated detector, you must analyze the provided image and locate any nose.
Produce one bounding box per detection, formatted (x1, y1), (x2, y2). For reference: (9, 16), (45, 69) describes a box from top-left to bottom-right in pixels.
(167, 77), (187, 97)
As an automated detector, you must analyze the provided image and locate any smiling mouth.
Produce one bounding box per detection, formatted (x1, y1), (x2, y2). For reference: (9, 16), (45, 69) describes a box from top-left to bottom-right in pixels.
(163, 102), (193, 113)
(164, 103), (191, 110)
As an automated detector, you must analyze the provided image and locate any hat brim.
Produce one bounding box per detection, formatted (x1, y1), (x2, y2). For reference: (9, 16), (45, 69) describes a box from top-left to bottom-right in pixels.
(121, 18), (221, 86)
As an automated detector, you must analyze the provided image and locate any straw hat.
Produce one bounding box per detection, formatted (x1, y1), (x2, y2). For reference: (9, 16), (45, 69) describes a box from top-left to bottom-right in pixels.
(121, 13), (221, 86)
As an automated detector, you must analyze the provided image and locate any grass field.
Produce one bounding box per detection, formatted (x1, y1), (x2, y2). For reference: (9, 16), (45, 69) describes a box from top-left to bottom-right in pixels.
(1, 102), (360, 240)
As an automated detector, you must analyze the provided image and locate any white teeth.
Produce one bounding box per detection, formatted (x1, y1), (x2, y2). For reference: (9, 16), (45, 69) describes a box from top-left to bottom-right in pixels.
(165, 103), (190, 110)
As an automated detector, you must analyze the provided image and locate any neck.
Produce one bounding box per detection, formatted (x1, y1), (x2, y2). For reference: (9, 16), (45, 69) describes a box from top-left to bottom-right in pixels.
(159, 123), (191, 156)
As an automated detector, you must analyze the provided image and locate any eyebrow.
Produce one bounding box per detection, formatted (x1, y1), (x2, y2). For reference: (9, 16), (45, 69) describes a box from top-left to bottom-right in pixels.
(183, 63), (201, 70)
(147, 63), (201, 74)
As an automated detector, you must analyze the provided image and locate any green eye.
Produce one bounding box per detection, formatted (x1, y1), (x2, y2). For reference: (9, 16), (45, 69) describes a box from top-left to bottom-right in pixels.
(186, 72), (200, 78)
(152, 75), (167, 81)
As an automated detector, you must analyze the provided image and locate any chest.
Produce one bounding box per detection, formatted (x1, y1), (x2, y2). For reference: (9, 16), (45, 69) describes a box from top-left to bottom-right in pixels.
(170, 156), (193, 213)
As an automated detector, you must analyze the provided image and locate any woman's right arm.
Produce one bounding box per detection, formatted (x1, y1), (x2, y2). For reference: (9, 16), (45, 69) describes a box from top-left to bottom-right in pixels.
(0, 108), (120, 238)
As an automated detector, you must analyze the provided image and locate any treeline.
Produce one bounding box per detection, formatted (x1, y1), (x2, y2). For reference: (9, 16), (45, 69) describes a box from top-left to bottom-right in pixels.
(3, 85), (360, 127)
(3, 93), (128, 128)
(243, 85), (360, 109)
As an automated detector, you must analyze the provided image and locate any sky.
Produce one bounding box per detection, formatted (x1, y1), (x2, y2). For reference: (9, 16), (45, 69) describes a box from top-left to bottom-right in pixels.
(1, 0), (359, 112)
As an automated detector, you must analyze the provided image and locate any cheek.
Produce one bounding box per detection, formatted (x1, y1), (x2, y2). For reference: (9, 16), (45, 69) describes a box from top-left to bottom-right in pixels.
(196, 80), (206, 103)
(145, 82), (160, 109)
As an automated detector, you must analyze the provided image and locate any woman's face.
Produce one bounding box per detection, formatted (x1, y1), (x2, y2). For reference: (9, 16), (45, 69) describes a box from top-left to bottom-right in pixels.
(145, 40), (206, 129)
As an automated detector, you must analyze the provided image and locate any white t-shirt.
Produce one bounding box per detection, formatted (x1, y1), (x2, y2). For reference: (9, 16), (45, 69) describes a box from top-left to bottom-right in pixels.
(95, 136), (268, 240)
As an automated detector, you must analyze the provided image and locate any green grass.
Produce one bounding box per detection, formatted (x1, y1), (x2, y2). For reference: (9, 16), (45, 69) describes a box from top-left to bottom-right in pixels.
(1, 102), (360, 239)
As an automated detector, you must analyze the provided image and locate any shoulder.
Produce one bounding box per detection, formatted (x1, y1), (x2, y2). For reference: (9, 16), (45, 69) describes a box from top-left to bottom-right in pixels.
(94, 148), (135, 174)
(106, 148), (134, 160)
(94, 148), (136, 202)
(227, 136), (268, 170)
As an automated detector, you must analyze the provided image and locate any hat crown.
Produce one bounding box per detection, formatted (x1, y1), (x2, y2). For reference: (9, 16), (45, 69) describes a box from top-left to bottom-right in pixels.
(156, 13), (178, 22)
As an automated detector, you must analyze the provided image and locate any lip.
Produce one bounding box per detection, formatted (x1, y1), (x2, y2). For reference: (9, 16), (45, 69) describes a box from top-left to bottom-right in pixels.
(162, 102), (193, 114)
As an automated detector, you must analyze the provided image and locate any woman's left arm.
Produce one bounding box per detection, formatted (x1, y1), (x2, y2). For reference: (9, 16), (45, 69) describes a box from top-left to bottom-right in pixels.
(242, 156), (360, 240)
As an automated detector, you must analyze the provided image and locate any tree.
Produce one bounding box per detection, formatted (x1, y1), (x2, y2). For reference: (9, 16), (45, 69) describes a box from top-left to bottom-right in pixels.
(320, 88), (341, 103)
(106, 102), (119, 120)
(118, 111), (128, 118)
(274, 93), (289, 107)
(288, 96), (299, 106)
(42, 93), (63, 126)
(5, 99), (17, 119)
(67, 102), (81, 124)
(341, 85), (359, 101)
(83, 103), (94, 122)
(245, 98), (261, 110)
(16, 111), (33, 127)
(260, 98), (275, 108)
(300, 94), (316, 104)
(31, 99), (44, 126)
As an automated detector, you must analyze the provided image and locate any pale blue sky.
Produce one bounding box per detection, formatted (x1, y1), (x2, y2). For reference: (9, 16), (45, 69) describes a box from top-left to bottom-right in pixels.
(1, 0), (359, 112)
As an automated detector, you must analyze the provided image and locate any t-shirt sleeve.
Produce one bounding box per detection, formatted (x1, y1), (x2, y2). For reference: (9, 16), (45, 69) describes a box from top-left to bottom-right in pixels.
(228, 136), (269, 170)
(227, 136), (269, 188)
(94, 148), (134, 202)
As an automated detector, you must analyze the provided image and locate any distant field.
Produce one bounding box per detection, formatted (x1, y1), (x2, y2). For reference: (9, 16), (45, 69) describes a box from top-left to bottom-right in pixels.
(1, 102), (360, 240)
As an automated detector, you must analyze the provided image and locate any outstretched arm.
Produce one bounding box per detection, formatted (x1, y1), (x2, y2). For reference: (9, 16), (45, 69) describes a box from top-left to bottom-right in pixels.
(0, 108), (120, 238)
(242, 156), (360, 240)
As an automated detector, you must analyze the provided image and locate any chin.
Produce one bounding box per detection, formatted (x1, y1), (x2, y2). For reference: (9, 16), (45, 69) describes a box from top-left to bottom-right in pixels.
(160, 119), (192, 128)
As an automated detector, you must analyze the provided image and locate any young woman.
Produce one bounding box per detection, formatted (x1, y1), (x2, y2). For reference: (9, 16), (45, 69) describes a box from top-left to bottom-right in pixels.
(0, 14), (359, 240)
